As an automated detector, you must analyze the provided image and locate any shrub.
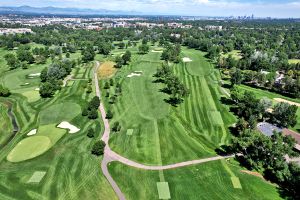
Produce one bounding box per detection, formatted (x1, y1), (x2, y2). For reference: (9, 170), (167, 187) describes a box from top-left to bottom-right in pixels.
(87, 128), (95, 138)
(88, 109), (98, 119)
(106, 110), (113, 119)
(91, 141), (105, 156)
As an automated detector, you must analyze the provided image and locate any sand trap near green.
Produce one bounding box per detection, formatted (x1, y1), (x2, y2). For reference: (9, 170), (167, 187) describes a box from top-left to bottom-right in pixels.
(7, 136), (51, 163)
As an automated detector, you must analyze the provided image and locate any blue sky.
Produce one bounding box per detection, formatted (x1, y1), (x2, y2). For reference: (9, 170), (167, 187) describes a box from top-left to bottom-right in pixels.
(1, 0), (300, 17)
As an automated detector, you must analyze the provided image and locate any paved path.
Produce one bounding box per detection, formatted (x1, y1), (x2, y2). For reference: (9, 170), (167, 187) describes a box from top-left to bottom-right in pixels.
(63, 74), (73, 87)
(94, 61), (235, 200)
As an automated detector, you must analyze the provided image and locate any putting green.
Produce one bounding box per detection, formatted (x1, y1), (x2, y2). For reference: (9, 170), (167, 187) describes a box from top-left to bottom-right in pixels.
(39, 102), (81, 125)
(7, 136), (51, 163)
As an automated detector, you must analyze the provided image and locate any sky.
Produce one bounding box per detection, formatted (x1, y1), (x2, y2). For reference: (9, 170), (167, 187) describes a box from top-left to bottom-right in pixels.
(1, 0), (300, 18)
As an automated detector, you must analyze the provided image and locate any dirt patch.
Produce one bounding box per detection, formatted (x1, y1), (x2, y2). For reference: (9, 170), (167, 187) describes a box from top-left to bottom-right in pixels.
(97, 61), (117, 79)
(274, 98), (300, 107)
(241, 170), (264, 179)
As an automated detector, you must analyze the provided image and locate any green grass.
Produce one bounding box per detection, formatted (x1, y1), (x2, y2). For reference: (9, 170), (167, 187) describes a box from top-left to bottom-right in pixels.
(126, 129), (134, 136)
(157, 182), (171, 199)
(27, 171), (46, 183)
(0, 103), (13, 147)
(109, 160), (281, 200)
(231, 177), (242, 189)
(288, 59), (300, 64)
(106, 47), (235, 165)
(7, 136), (51, 162)
(39, 102), (81, 125)
(0, 48), (117, 199)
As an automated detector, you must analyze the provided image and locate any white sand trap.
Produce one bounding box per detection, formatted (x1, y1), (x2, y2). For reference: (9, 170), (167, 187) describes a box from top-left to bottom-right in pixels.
(34, 88), (40, 91)
(151, 50), (163, 53)
(57, 121), (80, 133)
(27, 171), (46, 183)
(28, 73), (41, 77)
(182, 57), (192, 62)
(127, 73), (142, 78)
(23, 83), (30, 85)
(274, 98), (300, 107)
(27, 129), (37, 136)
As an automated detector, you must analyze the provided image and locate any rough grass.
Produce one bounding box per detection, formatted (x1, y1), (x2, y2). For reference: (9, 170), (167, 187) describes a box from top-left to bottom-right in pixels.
(98, 61), (117, 79)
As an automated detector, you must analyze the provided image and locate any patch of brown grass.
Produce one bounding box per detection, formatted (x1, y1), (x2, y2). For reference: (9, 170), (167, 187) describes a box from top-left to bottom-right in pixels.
(97, 61), (117, 79)
(241, 170), (264, 179)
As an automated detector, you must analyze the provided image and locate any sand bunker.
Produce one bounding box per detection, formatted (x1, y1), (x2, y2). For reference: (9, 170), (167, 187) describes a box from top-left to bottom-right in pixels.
(28, 73), (41, 77)
(57, 121), (80, 133)
(34, 88), (40, 91)
(151, 50), (163, 53)
(27, 129), (37, 136)
(274, 98), (300, 107)
(182, 57), (192, 62)
(127, 72), (142, 78)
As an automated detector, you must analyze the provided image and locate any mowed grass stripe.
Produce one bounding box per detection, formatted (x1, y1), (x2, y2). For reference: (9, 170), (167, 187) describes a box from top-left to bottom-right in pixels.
(190, 76), (205, 130)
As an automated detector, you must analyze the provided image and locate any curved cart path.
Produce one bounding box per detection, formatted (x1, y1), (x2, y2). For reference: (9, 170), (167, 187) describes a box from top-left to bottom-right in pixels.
(94, 62), (235, 200)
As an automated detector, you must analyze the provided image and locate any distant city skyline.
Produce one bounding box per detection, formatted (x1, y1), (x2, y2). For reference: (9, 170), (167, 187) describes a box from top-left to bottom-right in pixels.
(1, 0), (300, 18)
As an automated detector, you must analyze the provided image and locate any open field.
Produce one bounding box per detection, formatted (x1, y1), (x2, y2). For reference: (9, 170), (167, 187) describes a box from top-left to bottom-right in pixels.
(108, 159), (281, 200)
(105, 47), (235, 165)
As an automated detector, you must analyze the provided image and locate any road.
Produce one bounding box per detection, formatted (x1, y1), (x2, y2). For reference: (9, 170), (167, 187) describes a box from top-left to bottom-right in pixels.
(94, 61), (235, 200)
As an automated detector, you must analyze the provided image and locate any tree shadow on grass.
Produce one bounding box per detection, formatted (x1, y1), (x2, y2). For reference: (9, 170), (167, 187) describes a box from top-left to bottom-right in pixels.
(220, 96), (235, 106)
(164, 98), (183, 107)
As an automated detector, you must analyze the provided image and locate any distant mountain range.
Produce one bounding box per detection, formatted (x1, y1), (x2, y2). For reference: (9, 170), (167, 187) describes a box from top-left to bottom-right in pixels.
(0, 5), (141, 16)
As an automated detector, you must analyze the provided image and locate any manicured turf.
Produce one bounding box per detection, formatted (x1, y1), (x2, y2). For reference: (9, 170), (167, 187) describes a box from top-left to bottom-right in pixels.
(27, 171), (46, 183)
(157, 182), (171, 199)
(106, 47), (235, 165)
(0, 103), (13, 147)
(7, 136), (51, 162)
(231, 177), (242, 189)
(109, 160), (281, 200)
(288, 59), (300, 64)
(39, 102), (81, 125)
(126, 129), (134, 136)
(0, 53), (117, 199)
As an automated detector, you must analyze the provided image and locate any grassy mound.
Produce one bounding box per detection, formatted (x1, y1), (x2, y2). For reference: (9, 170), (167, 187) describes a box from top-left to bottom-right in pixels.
(7, 136), (51, 162)
(39, 102), (81, 125)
